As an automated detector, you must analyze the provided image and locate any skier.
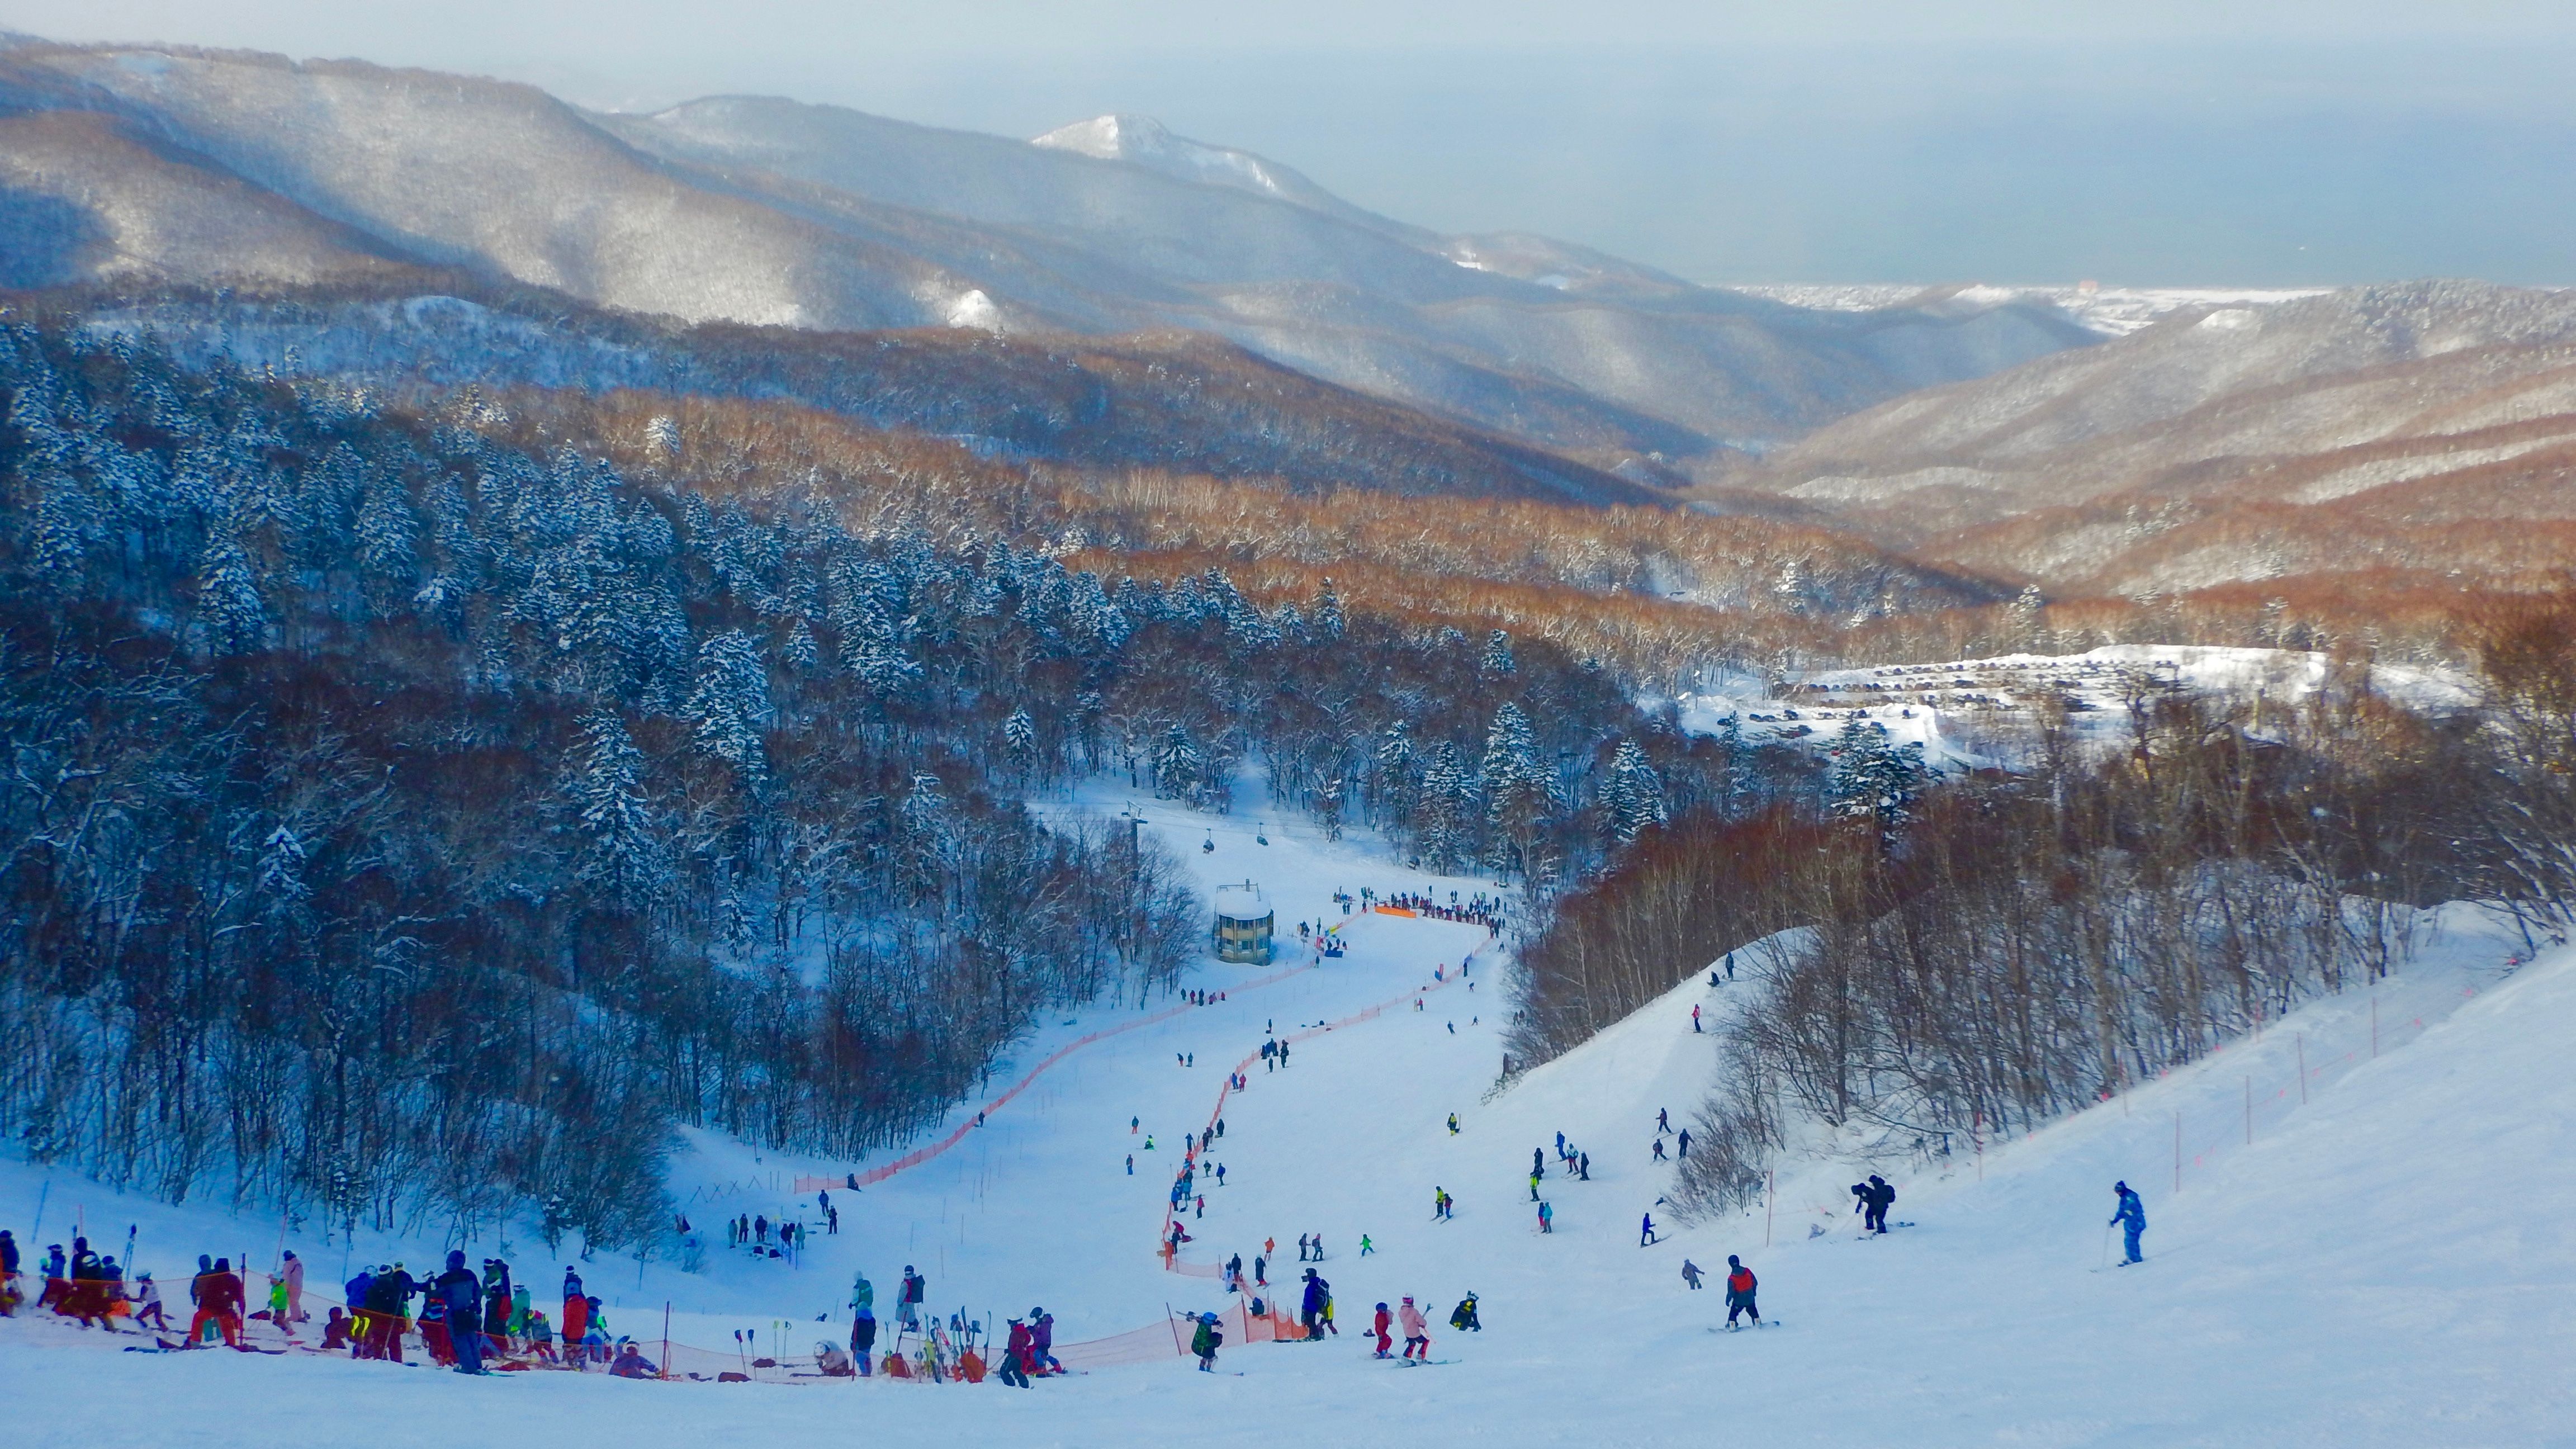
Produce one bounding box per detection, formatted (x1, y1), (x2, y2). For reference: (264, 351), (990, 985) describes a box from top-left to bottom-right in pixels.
(1398, 1296), (1429, 1360)
(1032, 1306), (1060, 1374)
(900, 1265), (925, 1328)
(1191, 1310), (1223, 1371)
(1653, 1138), (1668, 1163)
(1681, 1259), (1704, 1290)
(1529, 1171), (1542, 1202)
(1724, 1255), (1759, 1327)
(1228, 1252), (1244, 1287)
(1360, 1234), (1376, 1256)
(1298, 1269), (1328, 1340)
(190, 1256), (244, 1348)
(1537, 1200), (1553, 1233)
(1678, 1128), (1692, 1159)
(1372, 1301), (1394, 1358)
(1127, 1154), (1134, 1176)
(1640, 1213), (1658, 1247)
(1448, 1293), (1481, 1332)
(132, 1271), (168, 1330)
(1578, 1152), (1590, 1181)
(561, 1265), (586, 1349)
(2110, 1182), (2147, 1265)
(1447, 1113), (1460, 1136)
(849, 1271), (877, 1376)
(1692, 1003), (1702, 1033)
(1297, 1233), (1310, 1263)
(998, 1319), (1033, 1387)
(430, 1251), (485, 1375)
(1253, 1254), (1267, 1287)
(280, 1249), (306, 1324)
(1657, 1107), (1670, 1134)
(1867, 1175), (1896, 1233)
(1532, 1147), (1546, 1180)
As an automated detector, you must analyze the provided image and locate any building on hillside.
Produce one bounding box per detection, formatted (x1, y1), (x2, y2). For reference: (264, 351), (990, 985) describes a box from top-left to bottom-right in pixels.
(1211, 882), (1275, 964)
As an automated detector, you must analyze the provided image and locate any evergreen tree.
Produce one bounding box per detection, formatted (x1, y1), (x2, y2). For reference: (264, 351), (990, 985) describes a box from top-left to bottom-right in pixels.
(1153, 723), (1206, 805)
(1479, 629), (1517, 679)
(1312, 579), (1346, 640)
(1481, 701), (1554, 879)
(569, 710), (665, 898)
(1826, 718), (1930, 841)
(1602, 738), (1668, 845)
(196, 529), (268, 654)
(685, 630), (772, 782)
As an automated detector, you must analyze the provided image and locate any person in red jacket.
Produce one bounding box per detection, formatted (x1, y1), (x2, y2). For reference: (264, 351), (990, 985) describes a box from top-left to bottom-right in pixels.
(997, 1318), (1034, 1388)
(1371, 1301), (1393, 1358)
(1724, 1255), (1760, 1328)
(190, 1257), (245, 1348)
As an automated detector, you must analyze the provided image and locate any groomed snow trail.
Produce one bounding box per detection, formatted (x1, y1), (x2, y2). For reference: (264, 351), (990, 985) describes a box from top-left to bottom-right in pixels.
(2, 787), (2570, 1446)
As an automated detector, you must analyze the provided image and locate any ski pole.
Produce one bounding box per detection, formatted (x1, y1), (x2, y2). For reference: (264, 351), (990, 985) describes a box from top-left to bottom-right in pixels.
(2099, 1220), (2111, 1270)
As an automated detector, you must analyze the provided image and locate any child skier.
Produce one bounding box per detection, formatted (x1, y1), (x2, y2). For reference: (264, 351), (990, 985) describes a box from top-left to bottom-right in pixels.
(1397, 1296), (1429, 1360)
(1372, 1301), (1394, 1358)
(1191, 1310), (1223, 1371)
(1681, 1259), (1704, 1290)
(1448, 1293), (1480, 1332)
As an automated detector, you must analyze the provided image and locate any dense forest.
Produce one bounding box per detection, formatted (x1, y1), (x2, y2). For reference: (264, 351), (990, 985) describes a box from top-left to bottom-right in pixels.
(0, 322), (1796, 1250)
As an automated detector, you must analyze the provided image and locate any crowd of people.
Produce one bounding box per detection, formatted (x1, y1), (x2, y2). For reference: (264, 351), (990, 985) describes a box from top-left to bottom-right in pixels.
(0, 1233), (661, 1379)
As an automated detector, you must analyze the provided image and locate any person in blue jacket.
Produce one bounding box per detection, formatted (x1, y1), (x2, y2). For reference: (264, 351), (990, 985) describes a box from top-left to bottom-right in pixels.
(2110, 1181), (2147, 1264)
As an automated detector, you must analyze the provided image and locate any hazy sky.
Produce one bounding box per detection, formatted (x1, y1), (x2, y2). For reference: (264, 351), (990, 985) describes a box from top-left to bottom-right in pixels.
(8, 2), (2573, 285)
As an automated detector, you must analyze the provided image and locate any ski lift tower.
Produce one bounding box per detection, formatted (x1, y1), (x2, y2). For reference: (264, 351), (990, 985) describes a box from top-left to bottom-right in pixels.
(1210, 882), (1275, 964)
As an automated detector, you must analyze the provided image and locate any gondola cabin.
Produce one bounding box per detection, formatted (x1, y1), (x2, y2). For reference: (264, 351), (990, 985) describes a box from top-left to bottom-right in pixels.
(1211, 882), (1275, 964)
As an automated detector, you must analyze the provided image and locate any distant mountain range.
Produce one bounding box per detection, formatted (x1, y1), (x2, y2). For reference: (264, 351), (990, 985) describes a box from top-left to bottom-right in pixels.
(0, 36), (2093, 465)
(1717, 280), (2576, 599)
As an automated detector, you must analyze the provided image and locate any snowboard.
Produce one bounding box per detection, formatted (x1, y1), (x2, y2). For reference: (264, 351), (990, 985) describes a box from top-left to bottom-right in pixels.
(1709, 1320), (1784, 1332)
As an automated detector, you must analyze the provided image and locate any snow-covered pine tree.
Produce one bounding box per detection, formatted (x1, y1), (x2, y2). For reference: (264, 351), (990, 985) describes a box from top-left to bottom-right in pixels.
(1312, 579), (1346, 640)
(1602, 738), (1669, 845)
(1826, 718), (1930, 840)
(1153, 723), (1206, 804)
(195, 528), (269, 654)
(1481, 700), (1554, 878)
(685, 630), (773, 782)
(569, 709), (666, 898)
(1479, 629), (1517, 679)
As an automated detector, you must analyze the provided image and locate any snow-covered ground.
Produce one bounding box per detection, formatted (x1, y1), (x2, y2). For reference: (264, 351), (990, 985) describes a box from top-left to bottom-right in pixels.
(1671, 644), (2479, 769)
(2, 769), (2569, 1444)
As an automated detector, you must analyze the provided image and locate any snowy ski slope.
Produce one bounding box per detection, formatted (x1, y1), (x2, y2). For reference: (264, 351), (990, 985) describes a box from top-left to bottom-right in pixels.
(1, 779), (2569, 1445)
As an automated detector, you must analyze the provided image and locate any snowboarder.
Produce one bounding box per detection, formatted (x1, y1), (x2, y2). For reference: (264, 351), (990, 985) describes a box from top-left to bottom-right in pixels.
(1448, 1294), (1481, 1332)
(1725, 1256), (1759, 1327)
(1372, 1301), (1394, 1358)
(1692, 1003), (1702, 1033)
(1681, 1259), (1704, 1290)
(1398, 1296), (1429, 1360)
(1640, 1213), (1658, 1247)
(1191, 1310), (1223, 1371)
(2110, 1182), (2147, 1264)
